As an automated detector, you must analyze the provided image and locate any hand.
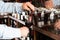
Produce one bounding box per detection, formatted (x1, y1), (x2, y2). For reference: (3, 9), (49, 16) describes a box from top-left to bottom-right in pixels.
(45, 0), (53, 9)
(20, 26), (29, 37)
(22, 2), (35, 11)
(54, 20), (60, 29)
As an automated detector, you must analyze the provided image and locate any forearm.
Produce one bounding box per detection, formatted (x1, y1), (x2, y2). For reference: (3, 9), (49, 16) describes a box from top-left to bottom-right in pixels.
(14, 2), (23, 13)
(0, 2), (23, 13)
(3, 27), (21, 39)
(0, 25), (21, 39)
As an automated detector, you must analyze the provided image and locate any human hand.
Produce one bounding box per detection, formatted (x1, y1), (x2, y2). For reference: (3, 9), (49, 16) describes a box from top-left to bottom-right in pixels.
(45, 0), (53, 9)
(54, 20), (60, 29)
(20, 26), (29, 37)
(22, 2), (35, 11)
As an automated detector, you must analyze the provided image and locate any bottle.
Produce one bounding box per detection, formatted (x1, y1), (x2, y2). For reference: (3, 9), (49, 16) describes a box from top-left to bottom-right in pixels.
(41, 11), (44, 26)
(49, 11), (55, 32)
(50, 11), (55, 24)
(37, 12), (42, 27)
(21, 12), (26, 21)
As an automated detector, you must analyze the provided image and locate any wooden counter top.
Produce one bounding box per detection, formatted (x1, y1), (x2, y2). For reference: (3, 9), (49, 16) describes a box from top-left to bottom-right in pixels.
(33, 26), (60, 40)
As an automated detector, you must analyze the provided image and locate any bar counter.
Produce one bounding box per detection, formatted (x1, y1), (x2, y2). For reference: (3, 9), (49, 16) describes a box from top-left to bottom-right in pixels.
(33, 26), (60, 40)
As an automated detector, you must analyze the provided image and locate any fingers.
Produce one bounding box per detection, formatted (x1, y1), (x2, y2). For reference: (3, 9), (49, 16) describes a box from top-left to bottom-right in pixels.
(27, 2), (35, 11)
(54, 20), (60, 29)
(22, 3), (30, 11)
(22, 2), (35, 11)
(45, 0), (53, 9)
(21, 26), (29, 33)
(20, 26), (29, 37)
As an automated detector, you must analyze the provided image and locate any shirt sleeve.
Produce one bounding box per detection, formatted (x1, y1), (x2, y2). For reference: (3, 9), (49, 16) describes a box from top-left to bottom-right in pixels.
(0, 24), (21, 39)
(14, 2), (23, 13)
(0, 1), (23, 13)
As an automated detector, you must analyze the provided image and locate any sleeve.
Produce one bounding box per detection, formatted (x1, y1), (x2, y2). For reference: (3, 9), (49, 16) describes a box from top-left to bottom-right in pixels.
(0, 25), (6, 39)
(44, 0), (49, 1)
(0, 1), (23, 13)
(14, 2), (23, 13)
(0, 25), (21, 39)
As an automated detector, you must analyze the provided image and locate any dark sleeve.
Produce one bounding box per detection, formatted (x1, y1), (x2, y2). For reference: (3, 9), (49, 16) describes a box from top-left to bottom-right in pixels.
(44, 0), (49, 1)
(4, 0), (15, 2)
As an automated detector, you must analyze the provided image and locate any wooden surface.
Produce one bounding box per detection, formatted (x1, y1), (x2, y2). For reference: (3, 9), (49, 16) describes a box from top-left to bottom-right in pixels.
(0, 15), (8, 18)
(33, 26), (60, 40)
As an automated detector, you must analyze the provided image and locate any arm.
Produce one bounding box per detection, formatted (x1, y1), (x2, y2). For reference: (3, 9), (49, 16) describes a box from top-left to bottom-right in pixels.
(0, 25), (21, 39)
(44, 0), (54, 9)
(54, 20), (60, 29)
(0, 1), (35, 13)
(0, 25), (29, 39)
(0, 1), (23, 13)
